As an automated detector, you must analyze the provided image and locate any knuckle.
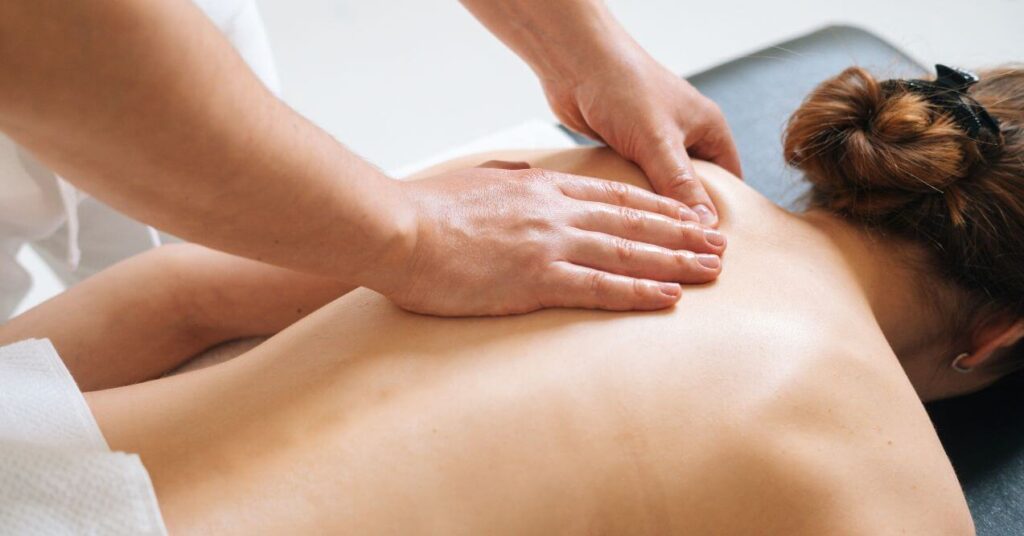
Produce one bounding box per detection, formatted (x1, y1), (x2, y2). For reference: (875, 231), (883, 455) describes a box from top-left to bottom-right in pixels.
(631, 277), (646, 298)
(640, 116), (672, 138)
(521, 229), (558, 262)
(521, 167), (557, 185)
(679, 221), (703, 237)
(587, 270), (609, 295)
(602, 180), (630, 205)
(657, 196), (677, 215)
(704, 98), (725, 118)
(615, 238), (637, 263)
(525, 182), (562, 202)
(620, 207), (646, 232)
(653, 126), (681, 147)
(501, 175), (532, 198)
(713, 110), (730, 130)
(674, 250), (696, 267)
(694, 95), (723, 121)
(520, 235), (546, 261)
(667, 172), (698, 190)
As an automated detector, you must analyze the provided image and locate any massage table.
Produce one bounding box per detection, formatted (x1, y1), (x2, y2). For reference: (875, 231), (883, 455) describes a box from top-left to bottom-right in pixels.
(567, 25), (1024, 535)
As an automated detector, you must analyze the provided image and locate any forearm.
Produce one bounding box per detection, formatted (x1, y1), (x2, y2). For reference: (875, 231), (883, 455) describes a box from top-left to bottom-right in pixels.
(459, 0), (643, 84)
(0, 246), (223, 390)
(0, 0), (413, 289)
(0, 244), (353, 391)
(172, 244), (356, 343)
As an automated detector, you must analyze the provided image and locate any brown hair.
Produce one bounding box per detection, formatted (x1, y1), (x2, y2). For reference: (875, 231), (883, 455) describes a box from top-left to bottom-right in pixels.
(783, 65), (1024, 324)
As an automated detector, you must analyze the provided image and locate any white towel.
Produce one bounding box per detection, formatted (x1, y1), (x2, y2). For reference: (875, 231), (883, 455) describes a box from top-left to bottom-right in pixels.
(0, 339), (167, 535)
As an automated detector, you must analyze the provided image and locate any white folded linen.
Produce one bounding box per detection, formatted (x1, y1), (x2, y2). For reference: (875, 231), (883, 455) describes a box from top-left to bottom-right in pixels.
(0, 339), (166, 535)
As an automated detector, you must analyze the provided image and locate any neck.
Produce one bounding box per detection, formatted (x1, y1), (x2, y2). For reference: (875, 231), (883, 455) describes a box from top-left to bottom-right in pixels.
(799, 210), (947, 360)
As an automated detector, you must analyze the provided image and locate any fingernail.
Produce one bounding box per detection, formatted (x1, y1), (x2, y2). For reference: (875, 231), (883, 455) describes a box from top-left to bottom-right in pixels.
(697, 254), (721, 270)
(678, 206), (698, 222)
(659, 282), (681, 297)
(704, 229), (726, 247)
(694, 204), (716, 226)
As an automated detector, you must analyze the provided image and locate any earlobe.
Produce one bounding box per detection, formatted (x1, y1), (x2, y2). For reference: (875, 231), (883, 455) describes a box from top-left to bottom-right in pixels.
(951, 352), (973, 373)
(962, 319), (1024, 370)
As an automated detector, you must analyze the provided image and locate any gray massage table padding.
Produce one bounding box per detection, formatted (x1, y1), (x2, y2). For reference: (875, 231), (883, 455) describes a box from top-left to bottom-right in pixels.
(687, 25), (928, 209)
(562, 25), (1023, 534)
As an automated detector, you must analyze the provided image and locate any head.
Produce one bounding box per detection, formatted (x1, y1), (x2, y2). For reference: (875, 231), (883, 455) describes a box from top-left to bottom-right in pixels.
(783, 65), (1024, 400)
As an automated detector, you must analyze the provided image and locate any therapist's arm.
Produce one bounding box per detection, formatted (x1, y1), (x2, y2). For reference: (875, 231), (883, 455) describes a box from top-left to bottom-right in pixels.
(0, 0), (721, 317)
(460, 0), (742, 225)
(0, 0), (407, 291)
(0, 244), (352, 391)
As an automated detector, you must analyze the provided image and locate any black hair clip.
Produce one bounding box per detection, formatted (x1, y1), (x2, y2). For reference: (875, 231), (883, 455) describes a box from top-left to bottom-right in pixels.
(931, 64), (980, 91)
(882, 64), (1002, 146)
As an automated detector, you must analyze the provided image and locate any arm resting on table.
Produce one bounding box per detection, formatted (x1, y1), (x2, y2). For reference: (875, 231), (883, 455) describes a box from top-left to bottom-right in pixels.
(0, 244), (353, 391)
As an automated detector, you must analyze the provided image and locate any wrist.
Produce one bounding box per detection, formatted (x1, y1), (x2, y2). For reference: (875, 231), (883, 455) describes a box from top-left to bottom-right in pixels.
(543, 3), (643, 78)
(537, 35), (648, 97)
(350, 177), (420, 297)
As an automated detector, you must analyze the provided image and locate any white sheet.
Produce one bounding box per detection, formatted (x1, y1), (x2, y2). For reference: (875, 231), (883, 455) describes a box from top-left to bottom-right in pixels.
(0, 339), (167, 535)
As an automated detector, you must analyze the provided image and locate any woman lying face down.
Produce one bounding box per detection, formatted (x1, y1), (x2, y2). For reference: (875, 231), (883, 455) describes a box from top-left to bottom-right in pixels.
(4, 65), (1023, 534)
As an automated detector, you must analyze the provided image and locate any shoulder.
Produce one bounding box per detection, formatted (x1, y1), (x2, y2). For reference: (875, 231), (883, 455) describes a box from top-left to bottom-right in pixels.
(403, 147), (653, 188)
(731, 348), (975, 535)
(404, 147), (761, 206)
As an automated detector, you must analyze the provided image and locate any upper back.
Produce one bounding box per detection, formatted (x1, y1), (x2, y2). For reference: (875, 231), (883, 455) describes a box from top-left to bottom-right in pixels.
(435, 148), (977, 534)
(115, 148), (975, 534)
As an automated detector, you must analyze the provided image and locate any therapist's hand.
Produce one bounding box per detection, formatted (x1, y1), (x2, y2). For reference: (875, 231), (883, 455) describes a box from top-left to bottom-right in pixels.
(542, 51), (742, 227)
(381, 161), (724, 316)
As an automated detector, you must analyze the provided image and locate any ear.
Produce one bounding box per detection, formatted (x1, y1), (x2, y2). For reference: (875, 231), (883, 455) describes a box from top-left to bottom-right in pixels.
(960, 318), (1024, 370)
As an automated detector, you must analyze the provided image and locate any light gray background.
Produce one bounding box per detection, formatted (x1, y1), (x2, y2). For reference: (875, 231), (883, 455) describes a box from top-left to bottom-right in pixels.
(256, 0), (1024, 173)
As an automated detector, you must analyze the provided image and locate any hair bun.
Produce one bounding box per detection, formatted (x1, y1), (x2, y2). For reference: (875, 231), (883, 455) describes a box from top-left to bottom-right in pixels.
(784, 67), (976, 221)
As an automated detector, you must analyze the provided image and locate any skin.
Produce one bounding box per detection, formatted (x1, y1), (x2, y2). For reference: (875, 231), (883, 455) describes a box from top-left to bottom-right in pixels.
(460, 0), (743, 224)
(0, 245), (355, 390)
(0, 158), (723, 391)
(3, 148), (990, 533)
(0, 0), (737, 316)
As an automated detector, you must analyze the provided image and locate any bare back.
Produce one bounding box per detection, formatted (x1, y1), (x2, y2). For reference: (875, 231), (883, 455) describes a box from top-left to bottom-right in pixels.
(86, 148), (973, 534)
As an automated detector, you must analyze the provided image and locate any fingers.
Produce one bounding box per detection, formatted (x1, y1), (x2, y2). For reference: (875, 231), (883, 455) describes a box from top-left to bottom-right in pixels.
(570, 203), (725, 254)
(542, 261), (681, 311)
(707, 134), (743, 180)
(637, 133), (719, 228)
(708, 140), (741, 180)
(688, 106), (744, 179)
(565, 229), (722, 284)
(550, 99), (604, 143)
(477, 160), (531, 171)
(557, 175), (700, 223)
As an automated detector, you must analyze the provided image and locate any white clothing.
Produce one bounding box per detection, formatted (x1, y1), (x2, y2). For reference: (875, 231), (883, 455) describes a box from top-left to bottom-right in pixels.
(0, 0), (280, 318)
(0, 2), (281, 532)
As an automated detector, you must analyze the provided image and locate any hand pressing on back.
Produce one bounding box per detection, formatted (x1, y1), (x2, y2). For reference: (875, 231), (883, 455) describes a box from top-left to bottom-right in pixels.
(542, 49), (742, 227)
(374, 160), (725, 316)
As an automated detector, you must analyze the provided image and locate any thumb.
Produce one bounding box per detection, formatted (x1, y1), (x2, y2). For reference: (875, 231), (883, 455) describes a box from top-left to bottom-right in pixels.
(639, 134), (718, 227)
(687, 118), (744, 180)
